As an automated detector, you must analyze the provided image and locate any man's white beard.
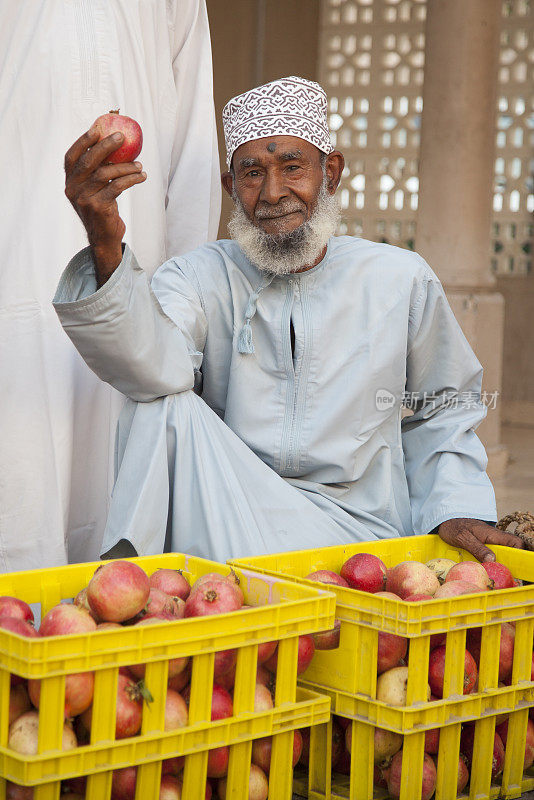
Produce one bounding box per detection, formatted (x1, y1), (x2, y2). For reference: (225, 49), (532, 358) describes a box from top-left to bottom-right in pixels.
(228, 183), (341, 276)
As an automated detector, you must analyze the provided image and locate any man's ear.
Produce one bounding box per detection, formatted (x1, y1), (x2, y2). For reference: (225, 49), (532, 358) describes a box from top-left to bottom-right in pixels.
(221, 171), (234, 198)
(324, 151), (344, 194)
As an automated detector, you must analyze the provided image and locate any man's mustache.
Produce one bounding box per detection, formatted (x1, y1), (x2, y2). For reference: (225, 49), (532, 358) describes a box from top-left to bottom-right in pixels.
(255, 203), (305, 220)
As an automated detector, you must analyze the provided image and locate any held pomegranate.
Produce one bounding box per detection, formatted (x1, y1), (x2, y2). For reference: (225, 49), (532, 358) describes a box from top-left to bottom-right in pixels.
(149, 569), (191, 601)
(93, 110), (143, 164)
(340, 553), (387, 592)
(385, 562), (439, 599)
(87, 560), (150, 623)
(305, 570), (350, 588)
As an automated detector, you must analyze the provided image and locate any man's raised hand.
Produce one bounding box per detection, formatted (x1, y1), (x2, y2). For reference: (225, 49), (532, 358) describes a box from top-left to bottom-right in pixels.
(64, 128), (146, 286)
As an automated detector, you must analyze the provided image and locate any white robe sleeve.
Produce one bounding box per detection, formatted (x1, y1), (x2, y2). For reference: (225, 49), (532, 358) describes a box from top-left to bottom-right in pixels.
(401, 262), (498, 535)
(53, 245), (207, 403)
(164, 0), (221, 255)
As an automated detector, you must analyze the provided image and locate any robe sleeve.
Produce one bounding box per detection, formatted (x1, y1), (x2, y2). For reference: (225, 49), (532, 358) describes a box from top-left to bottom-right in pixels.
(164, 0), (221, 255)
(401, 261), (498, 536)
(53, 245), (207, 403)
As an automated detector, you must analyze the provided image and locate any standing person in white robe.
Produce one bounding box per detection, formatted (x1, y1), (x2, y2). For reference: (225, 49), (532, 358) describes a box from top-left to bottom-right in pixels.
(0, 0), (220, 570)
(54, 76), (522, 564)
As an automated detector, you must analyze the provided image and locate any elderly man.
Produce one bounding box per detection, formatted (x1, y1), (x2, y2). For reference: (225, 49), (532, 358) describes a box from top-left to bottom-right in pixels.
(54, 76), (520, 563)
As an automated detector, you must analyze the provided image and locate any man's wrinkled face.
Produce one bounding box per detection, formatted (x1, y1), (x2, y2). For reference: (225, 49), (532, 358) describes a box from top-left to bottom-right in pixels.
(228, 136), (326, 236)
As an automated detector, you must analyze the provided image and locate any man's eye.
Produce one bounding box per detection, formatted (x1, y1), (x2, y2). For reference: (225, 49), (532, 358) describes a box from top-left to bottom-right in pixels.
(246, 170), (260, 178)
(286, 165), (300, 172)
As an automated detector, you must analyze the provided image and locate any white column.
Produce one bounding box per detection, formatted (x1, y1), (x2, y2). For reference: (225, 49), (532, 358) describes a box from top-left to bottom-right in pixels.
(417, 0), (507, 477)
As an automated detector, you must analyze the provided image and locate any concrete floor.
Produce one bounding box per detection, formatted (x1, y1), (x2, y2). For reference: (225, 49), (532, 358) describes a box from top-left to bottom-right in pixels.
(494, 423), (534, 519)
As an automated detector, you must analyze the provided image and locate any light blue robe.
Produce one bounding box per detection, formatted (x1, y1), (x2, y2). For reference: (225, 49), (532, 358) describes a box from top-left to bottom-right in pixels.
(53, 236), (497, 561)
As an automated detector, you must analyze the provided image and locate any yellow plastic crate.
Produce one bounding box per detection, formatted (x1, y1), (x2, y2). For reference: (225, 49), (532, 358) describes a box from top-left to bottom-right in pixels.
(0, 554), (335, 800)
(232, 535), (534, 799)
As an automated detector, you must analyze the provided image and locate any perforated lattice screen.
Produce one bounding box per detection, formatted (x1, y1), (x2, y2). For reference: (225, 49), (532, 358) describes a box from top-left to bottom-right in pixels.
(319, 0), (533, 274)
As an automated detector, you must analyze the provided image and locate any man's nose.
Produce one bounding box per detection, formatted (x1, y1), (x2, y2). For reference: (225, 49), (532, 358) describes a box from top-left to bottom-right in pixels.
(259, 170), (289, 205)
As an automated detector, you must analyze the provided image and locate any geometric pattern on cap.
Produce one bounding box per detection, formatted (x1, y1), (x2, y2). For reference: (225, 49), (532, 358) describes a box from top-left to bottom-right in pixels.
(223, 75), (334, 168)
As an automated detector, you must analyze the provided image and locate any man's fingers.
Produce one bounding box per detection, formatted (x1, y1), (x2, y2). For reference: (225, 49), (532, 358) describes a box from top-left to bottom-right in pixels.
(484, 528), (524, 551)
(88, 161), (144, 189)
(99, 171), (147, 201)
(452, 528), (496, 563)
(69, 133), (127, 182)
(64, 127), (100, 174)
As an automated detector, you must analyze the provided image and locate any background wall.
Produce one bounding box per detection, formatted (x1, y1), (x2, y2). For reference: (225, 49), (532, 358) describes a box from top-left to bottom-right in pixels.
(206, 0), (321, 236)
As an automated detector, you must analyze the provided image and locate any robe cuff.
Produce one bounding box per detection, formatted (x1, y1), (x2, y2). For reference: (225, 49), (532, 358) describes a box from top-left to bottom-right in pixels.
(53, 244), (131, 308)
(419, 506), (498, 536)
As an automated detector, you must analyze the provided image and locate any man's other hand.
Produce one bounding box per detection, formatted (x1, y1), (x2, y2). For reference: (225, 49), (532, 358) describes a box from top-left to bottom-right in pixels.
(437, 518), (523, 563)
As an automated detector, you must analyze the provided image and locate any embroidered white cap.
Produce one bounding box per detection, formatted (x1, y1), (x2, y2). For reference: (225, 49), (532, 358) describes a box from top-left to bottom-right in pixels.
(222, 76), (334, 168)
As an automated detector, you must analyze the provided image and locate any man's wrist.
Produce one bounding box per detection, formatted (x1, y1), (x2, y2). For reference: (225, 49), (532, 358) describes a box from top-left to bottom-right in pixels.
(90, 242), (123, 287)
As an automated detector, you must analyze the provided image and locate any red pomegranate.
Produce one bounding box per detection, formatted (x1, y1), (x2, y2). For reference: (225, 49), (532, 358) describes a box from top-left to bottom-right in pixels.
(149, 568), (191, 601)
(207, 746), (230, 778)
(0, 616), (38, 638)
(39, 604), (96, 636)
(461, 726), (504, 777)
(386, 750), (437, 800)
(434, 580), (482, 598)
(0, 597), (33, 624)
(87, 561), (150, 623)
(111, 766), (137, 800)
(496, 717), (534, 770)
(305, 570), (350, 588)
(93, 110), (143, 164)
(81, 673), (143, 738)
(482, 561), (515, 590)
(184, 580), (242, 618)
(445, 561), (493, 590)
(192, 571), (244, 605)
(29, 671), (94, 718)
(340, 553), (387, 593)
(428, 645), (477, 698)
(385, 562), (439, 599)
(264, 634), (315, 675)
(377, 631), (408, 674)
(466, 622), (515, 682)
(9, 685), (31, 726)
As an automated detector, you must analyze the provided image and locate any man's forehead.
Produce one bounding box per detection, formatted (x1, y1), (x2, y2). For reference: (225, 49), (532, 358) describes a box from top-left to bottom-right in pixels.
(233, 135), (320, 168)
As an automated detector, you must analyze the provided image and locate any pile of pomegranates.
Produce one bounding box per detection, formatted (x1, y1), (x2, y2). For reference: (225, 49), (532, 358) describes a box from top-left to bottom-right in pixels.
(2, 561), (320, 799)
(303, 552), (533, 798)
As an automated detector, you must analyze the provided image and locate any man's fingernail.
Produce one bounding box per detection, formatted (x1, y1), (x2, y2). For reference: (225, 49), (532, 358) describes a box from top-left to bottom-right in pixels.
(113, 132), (123, 141)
